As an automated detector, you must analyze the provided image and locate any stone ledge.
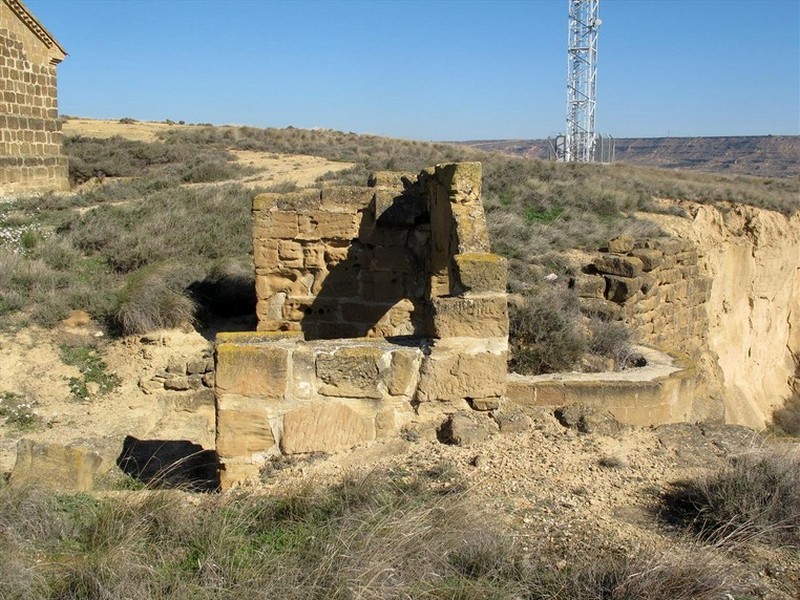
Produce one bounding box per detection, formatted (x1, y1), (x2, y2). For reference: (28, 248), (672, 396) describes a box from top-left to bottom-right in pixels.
(506, 347), (696, 427)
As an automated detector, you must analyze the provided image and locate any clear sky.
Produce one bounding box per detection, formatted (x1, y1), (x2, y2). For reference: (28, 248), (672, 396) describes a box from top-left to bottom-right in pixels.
(25, 0), (800, 141)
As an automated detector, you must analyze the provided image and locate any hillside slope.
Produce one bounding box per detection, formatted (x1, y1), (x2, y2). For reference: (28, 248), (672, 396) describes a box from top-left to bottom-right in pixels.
(460, 135), (800, 179)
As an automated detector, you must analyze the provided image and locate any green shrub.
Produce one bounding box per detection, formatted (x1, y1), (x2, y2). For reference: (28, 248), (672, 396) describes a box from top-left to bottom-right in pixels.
(661, 448), (800, 548)
(509, 285), (587, 374)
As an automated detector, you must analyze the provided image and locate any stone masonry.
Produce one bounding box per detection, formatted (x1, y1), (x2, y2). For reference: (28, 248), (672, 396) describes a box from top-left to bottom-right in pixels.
(0, 0), (68, 194)
(574, 234), (713, 358)
(215, 163), (509, 487)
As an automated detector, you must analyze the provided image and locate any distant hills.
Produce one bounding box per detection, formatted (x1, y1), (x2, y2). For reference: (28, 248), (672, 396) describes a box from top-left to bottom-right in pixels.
(458, 136), (800, 179)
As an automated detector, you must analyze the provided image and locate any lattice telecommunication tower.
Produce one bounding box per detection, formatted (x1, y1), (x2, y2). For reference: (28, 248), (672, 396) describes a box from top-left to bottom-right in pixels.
(559, 0), (601, 163)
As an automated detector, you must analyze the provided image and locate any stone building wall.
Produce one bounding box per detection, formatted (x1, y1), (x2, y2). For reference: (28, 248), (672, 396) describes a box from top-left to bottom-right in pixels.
(574, 235), (713, 358)
(0, 0), (68, 194)
(217, 163), (509, 487)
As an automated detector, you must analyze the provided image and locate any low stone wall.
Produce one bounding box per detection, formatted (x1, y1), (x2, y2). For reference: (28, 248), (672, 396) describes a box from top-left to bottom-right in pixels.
(506, 347), (696, 426)
(215, 332), (423, 485)
(574, 235), (712, 358)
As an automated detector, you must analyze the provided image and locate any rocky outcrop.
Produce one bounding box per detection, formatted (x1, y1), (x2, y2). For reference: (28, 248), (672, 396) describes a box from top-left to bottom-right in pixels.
(646, 203), (800, 429)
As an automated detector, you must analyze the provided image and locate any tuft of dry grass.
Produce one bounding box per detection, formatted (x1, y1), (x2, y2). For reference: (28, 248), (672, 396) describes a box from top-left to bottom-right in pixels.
(661, 447), (800, 549)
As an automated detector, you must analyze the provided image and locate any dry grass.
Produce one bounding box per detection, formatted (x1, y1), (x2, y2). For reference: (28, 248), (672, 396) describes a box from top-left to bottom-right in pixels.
(661, 447), (800, 548)
(0, 469), (755, 600)
(2, 122), (797, 333)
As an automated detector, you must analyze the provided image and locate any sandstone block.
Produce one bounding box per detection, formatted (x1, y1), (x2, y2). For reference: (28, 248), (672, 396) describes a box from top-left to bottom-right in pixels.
(554, 403), (623, 436)
(164, 376), (191, 391)
(167, 356), (187, 375)
(604, 275), (641, 303)
(387, 349), (421, 396)
(277, 240), (303, 267)
(629, 248), (663, 272)
(255, 270), (309, 299)
(303, 246), (326, 269)
(215, 344), (288, 398)
(431, 296), (508, 338)
(416, 342), (507, 402)
(10, 439), (102, 491)
(280, 403), (376, 454)
(607, 235), (635, 254)
(438, 412), (496, 446)
(254, 239), (279, 269)
(572, 274), (606, 298)
(216, 407), (275, 458)
(452, 253), (508, 293)
(253, 210), (299, 240)
(657, 268), (682, 285)
(298, 211), (360, 240)
(316, 346), (384, 399)
(593, 255), (644, 278)
(469, 397), (500, 411)
(368, 171), (416, 189)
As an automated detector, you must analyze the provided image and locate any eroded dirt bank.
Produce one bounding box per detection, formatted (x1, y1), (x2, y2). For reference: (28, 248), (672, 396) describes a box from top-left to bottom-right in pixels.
(650, 202), (800, 429)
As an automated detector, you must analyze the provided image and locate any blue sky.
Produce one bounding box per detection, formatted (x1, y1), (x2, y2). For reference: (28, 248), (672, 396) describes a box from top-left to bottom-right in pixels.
(26, 0), (800, 141)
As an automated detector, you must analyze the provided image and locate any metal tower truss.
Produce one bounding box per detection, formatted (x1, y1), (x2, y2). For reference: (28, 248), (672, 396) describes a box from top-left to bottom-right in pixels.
(565, 0), (600, 163)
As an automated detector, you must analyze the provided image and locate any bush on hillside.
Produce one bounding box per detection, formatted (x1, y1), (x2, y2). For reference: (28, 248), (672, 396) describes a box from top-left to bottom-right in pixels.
(509, 284), (587, 374)
(660, 448), (800, 548)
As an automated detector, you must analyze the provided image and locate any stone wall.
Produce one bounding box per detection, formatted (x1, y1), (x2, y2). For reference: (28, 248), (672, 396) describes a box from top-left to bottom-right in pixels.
(573, 235), (713, 358)
(217, 163), (509, 487)
(0, 0), (68, 194)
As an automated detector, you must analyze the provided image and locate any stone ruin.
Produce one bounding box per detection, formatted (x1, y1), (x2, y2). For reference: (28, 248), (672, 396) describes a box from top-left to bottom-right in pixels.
(215, 163), (509, 487)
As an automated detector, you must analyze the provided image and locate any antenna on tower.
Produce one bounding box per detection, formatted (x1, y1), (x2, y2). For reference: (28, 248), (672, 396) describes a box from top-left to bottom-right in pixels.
(551, 0), (608, 163)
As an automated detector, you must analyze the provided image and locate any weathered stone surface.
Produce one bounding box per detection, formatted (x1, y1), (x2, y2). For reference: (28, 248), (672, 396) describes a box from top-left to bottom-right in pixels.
(215, 344), (288, 398)
(416, 341), (507, 402)
(374, 189), (426, 227)
(167, 356), (187, 375)
(387, 349), (420, 396)
(607, 235), (635, 254)
(253, 209), (299, 240)
(187, 358), (207, 375)
(298, 211), (360, 240)
(280, 403), (376, 454)
(468, 397), (500, 411)
(216, 406), (275, 457)
(604, 275), (642, 303)
(164, 376), (191, 391)
(593, 255), (644, 278)
(431, 296), (508, 338)
(10, 439), (102, 491)
(554, 403), (623, 436)
(453, 253), (508, 293)
(572, 274), (606, 298)
(437, 412), (496, 446)
(493, 409), (532, 433)
(277, 240), (303, 267)
(629, 248), (663, 272)
(316, 346), (384, 399)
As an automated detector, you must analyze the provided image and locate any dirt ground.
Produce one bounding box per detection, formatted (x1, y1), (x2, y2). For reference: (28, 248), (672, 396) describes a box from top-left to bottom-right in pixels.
(61, 118), (355, 188)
